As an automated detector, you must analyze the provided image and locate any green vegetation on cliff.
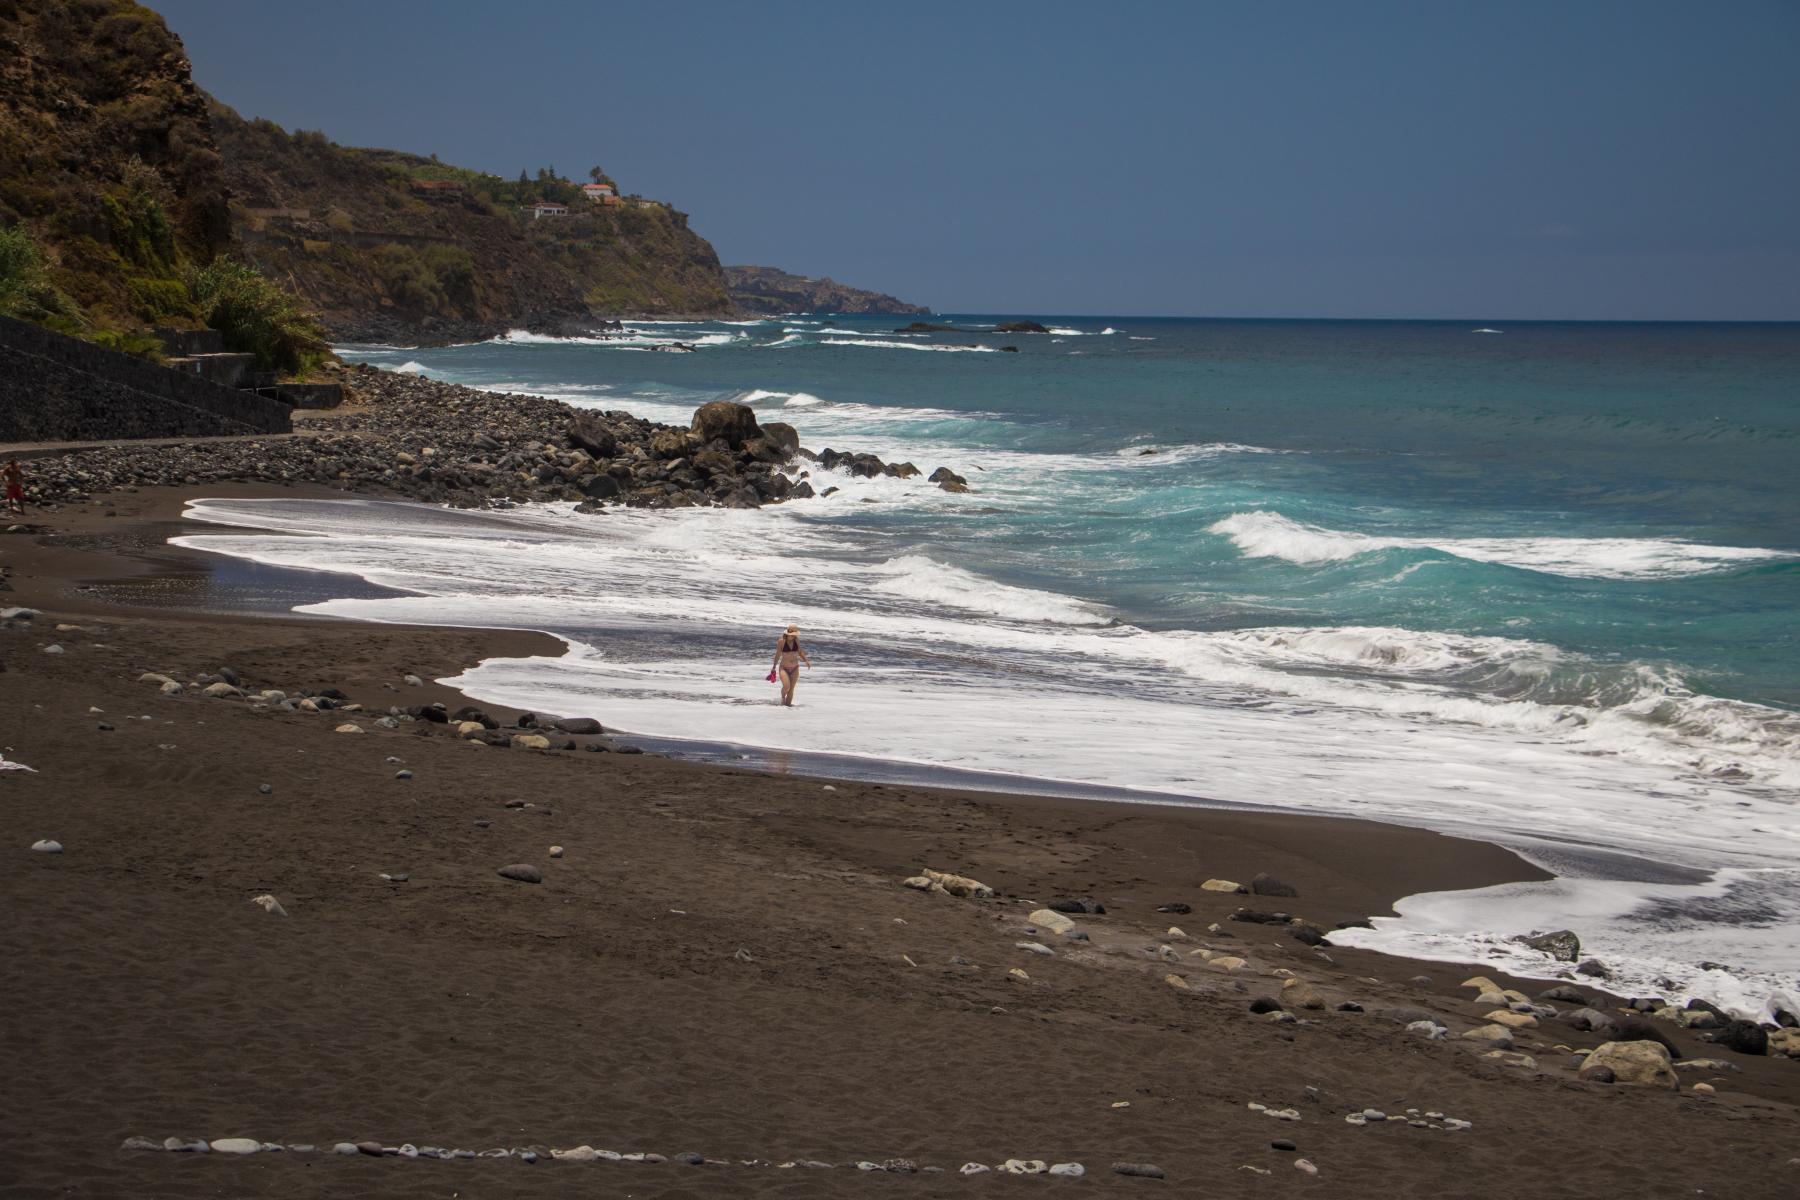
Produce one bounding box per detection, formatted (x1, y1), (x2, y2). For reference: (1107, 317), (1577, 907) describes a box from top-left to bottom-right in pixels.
(212, 107), (732, 341)
(0, 0), (229, 337)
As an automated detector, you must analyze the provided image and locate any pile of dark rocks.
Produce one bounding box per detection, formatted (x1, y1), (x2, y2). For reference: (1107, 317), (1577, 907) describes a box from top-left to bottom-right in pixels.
(18, 367), (972, 510)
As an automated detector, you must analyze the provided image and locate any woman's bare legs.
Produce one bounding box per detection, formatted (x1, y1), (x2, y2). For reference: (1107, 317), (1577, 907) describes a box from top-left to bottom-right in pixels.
(780, 665), (799, 706)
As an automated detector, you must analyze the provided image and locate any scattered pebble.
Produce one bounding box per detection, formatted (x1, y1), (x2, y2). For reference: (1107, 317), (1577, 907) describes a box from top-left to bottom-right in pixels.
(549, 845), (564, 859)
(31, 839), (63, 854)
(210, 1138), (261, 1155)
(395, 770), (413, 780)
(1295, 1158), (1319, 1175)
(1270, 1139), (1296, 1152)
(257, 783), (273, 795)
(249, 894), (287, 916)
(497, 863), (542, 884)
(1113, 1162), (1166, 1179)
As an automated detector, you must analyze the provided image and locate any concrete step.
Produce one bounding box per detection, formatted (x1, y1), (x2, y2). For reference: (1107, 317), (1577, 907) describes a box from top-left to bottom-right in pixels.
(165, 352), (256, 389)
(153, 326), (225, 356)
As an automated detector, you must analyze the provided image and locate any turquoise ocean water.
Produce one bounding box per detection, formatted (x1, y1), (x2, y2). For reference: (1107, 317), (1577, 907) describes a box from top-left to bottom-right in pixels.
(182, 316), (1799, 1015)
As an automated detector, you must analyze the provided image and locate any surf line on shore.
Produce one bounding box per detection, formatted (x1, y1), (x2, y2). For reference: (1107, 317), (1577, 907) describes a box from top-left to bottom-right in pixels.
(170, 493), (1800, 1022)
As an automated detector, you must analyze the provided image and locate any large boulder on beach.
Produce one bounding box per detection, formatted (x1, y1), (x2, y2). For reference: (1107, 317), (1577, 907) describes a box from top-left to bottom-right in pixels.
(1250, 873), (1299, 897)
(566, 412), (617, 458)
(746, 421), (799, 463)
(691, 401), (761, 449)
(1580, 1040), (1678, 1088)
(1711, 1020), (1769, 1056)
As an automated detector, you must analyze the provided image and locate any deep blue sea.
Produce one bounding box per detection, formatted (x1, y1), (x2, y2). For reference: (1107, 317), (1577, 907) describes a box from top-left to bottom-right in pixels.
(183, 315), (1800, 1015)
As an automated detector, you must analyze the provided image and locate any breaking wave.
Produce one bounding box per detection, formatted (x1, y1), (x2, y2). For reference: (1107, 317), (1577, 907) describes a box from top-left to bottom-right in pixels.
(1208, 510), (1790, 581)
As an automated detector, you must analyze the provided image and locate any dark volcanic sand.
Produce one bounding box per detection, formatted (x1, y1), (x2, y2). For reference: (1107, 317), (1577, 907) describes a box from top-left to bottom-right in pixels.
(0, 485), (1795, 1198)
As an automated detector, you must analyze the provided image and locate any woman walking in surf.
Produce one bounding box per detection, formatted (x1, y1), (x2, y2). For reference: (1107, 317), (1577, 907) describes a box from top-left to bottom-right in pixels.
(772, 624), (812, 707)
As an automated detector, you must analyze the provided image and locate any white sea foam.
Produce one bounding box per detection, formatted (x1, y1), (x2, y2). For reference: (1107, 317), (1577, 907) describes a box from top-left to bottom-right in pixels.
(394, 361), (429, 375)
(171, 496), (1800, 1016)
(1472, 328), (1504, 334)
(871, 555), (1110, 625)
(490, 328), (746, 349)
(1209, 510), (1790, 580)
(821, 338), (997, 353)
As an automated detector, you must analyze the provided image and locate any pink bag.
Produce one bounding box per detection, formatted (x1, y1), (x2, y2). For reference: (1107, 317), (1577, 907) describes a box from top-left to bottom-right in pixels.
(766, 669), (778, 683)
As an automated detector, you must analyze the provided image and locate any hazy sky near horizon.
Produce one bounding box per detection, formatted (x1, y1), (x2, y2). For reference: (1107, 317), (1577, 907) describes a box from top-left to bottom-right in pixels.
(156, 0), (1798, 320)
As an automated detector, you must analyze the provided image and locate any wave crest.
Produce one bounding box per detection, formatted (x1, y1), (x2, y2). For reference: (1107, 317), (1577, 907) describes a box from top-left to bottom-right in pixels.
(1209, 510), (1790, 580)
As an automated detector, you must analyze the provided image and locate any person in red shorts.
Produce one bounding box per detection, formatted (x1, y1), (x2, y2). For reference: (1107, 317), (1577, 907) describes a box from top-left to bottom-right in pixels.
(2, 458), (23, 515)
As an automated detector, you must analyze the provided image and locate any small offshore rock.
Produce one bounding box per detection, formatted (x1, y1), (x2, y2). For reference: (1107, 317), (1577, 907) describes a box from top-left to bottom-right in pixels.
(498, 863), (543, 883)
(31, 839), (63, 854)
(1517, 928), (1582, 962)
(960, 1163), (992, 1175)
(211, 1138), (261, 1155)
(1113, 1162), (1166, 1179)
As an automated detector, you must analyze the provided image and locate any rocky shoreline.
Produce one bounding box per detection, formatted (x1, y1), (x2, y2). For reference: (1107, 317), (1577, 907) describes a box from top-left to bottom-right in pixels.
(13, 366), (969, 512)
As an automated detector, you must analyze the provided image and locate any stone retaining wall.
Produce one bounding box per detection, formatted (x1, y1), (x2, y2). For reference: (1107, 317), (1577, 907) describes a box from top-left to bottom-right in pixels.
(0, 316), (292, 442)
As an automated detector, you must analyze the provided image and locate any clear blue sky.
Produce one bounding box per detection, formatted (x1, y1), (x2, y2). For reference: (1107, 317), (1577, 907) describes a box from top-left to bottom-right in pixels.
(155, 0), (1799, 320)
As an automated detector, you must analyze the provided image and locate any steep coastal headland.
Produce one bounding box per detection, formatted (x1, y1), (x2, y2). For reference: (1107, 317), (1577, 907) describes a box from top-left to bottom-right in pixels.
(724, 265), (930, 316)
(0, 0), (920, 358)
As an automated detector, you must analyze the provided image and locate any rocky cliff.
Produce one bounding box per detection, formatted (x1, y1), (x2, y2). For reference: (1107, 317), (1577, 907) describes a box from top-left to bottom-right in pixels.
(0, 0), (230, 342)
(725, 266), (929, 316)
(212, 106), (733, 343)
